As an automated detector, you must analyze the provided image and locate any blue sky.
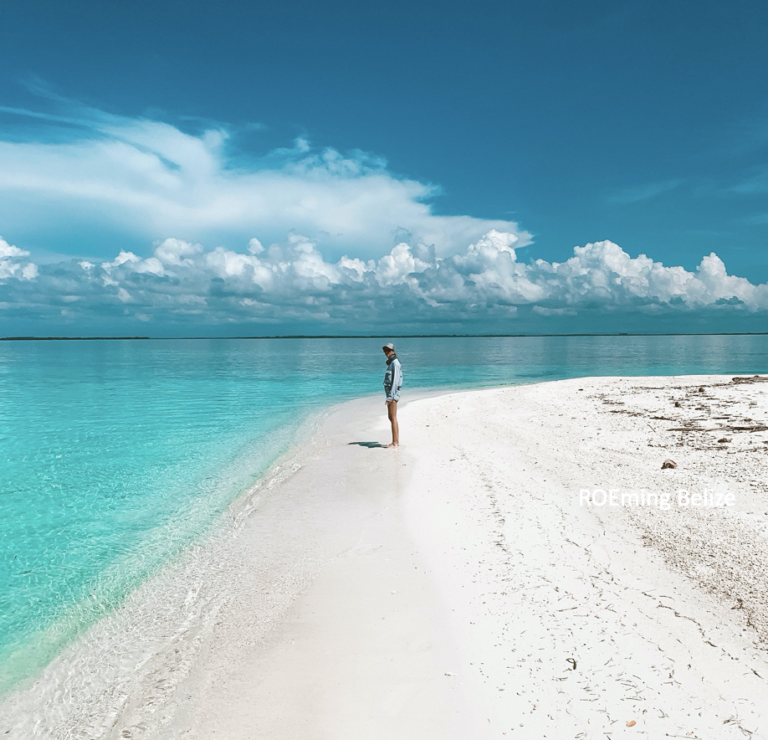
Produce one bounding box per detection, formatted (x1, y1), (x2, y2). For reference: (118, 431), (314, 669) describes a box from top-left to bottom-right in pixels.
(1, 0), (768, 335)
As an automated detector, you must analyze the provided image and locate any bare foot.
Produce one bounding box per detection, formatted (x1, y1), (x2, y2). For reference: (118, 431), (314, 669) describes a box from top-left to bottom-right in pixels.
(383, 443), (400, 448)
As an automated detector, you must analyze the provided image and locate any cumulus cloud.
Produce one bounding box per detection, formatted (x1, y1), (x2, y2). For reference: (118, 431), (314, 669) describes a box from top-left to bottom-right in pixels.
(1, 231), (767, 331)
(0, 237), (38, 280)
(0, 104), (530, 260)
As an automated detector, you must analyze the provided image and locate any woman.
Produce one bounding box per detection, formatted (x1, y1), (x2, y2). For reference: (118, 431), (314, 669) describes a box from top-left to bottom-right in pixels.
(382, 342), (402, 448)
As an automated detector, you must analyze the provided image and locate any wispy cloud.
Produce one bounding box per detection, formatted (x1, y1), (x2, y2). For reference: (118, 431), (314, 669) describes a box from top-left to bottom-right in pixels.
(716, 115), (768, 159)
(607, 179), (684, 205)
(0, 101), (531, 260)
(731, 171), (768, 195)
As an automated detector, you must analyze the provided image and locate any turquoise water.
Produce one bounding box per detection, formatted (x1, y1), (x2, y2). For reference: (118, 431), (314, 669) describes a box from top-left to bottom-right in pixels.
(2, 334), (768, 691)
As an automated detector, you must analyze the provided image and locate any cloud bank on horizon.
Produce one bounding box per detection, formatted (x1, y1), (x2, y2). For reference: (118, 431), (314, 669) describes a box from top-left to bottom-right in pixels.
(1, 102), (767, 333)
(1, 230), (766, 332)
(0, 103), (529, 260)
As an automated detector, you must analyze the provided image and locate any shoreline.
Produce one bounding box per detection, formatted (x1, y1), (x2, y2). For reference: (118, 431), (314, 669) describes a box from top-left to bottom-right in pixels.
(3, 375), (768, 737)
(0, 390), (447, 737)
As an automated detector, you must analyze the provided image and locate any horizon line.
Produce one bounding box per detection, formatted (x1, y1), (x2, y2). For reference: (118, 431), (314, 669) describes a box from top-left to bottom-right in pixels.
(3, 332), (768, 341)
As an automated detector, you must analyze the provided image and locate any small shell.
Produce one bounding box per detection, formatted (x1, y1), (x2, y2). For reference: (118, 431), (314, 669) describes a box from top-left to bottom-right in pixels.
(626, 720), (637, 727)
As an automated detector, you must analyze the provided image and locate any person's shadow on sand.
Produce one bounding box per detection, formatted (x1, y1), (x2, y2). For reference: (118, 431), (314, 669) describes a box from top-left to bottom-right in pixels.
(348, 441), (386, 448)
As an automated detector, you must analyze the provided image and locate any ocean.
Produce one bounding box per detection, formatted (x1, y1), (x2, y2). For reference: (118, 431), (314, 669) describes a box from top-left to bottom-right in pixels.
(2, 334), (768, 695)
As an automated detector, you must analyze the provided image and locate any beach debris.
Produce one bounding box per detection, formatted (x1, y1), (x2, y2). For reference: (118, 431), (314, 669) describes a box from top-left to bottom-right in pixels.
(566, 657), (577, 670)
(626, 720), (637, 727)
(668, 424), (768, 432)
(732, 375), (768, 384)
(444, 672), (456, 677)
(661, 459), (677, 469)
(674, 401), (681, 407)
(718, 437), (731, 444)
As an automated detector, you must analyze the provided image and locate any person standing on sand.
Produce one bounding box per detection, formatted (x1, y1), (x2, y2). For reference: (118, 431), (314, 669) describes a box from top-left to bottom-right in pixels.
(382, 343), (402, 448)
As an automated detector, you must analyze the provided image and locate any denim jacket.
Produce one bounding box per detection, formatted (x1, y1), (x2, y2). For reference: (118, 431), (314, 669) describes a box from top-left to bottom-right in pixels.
(383, 356), (403, 401)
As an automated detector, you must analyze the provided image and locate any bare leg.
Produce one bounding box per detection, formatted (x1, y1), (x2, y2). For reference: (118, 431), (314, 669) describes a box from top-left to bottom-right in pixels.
(386, 400), (399, 447)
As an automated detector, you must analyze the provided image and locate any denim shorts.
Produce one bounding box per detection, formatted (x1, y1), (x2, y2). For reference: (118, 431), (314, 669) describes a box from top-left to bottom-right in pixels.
(385, 388), (401, 402)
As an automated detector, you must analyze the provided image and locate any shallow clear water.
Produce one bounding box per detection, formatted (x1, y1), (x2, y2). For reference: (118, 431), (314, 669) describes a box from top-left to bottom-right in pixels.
(1, 334), (768, 690)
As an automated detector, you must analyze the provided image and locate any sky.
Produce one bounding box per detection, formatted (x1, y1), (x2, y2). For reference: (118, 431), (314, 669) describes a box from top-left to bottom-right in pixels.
(1, 0), (768, 335)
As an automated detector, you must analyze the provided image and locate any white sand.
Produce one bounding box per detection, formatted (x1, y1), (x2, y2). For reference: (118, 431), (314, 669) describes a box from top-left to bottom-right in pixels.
(4, 376), (768, 739)
(173, 376), (768, 739)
